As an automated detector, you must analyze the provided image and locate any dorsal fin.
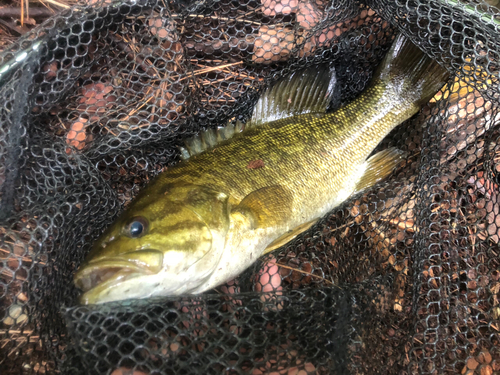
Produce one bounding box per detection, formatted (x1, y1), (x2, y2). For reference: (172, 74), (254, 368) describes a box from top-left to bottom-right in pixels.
(249, 64), (337, 126)
(179, 120), (245, 160)
(179, 65), (338, 160)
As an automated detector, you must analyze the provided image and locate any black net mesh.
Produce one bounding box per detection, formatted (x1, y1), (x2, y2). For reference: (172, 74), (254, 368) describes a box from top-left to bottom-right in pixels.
(1, 0), (500, 374)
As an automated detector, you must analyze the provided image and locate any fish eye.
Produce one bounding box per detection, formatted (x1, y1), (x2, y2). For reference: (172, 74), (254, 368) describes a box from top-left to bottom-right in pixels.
(126, 217), (148, 238)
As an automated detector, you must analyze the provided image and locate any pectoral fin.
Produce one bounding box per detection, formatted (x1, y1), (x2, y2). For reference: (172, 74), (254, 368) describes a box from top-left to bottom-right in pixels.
(263, 219), (318, 254)
(353, 147), (407, 195)
(232, 185), (293, 228)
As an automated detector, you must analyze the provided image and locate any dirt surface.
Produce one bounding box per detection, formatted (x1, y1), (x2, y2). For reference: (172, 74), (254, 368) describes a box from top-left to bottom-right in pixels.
(0, 0), (70, 51)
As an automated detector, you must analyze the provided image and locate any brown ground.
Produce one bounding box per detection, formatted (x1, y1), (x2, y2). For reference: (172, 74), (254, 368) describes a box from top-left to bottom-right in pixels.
(0, 0), (72, 52)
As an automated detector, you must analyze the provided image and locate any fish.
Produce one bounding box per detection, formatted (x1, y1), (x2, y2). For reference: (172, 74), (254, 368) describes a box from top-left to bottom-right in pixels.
(74, 34), (450, 304)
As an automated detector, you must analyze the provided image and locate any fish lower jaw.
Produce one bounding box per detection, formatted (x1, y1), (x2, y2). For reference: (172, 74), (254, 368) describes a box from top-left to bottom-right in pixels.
(76, 265), (212, 304)
(77, 269), (149, 305)
(75, 267), (129, 293)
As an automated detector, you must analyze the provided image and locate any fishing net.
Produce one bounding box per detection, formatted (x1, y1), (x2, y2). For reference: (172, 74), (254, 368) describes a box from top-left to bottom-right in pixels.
(1, 0), (500, 373)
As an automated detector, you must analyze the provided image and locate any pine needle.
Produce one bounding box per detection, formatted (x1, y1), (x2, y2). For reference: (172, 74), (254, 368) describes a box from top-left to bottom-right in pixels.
(277, 264), (335, 286)
(40, 0), (70, 9)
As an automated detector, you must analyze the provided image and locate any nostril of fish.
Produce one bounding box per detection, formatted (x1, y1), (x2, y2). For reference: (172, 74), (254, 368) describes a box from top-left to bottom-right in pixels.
(102, 236), (114, 248)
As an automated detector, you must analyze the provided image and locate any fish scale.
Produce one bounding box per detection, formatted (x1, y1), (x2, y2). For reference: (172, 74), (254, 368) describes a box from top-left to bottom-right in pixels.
(74, 34), (450, 304)
(155, 84), (416, 216)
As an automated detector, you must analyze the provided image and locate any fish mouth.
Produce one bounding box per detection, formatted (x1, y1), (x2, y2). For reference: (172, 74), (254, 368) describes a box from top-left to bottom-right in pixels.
(74, 264), (141, 293)
(74, 250), (164, 297)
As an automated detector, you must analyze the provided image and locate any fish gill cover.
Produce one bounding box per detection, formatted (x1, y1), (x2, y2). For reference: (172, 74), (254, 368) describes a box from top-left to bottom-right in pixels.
(0, 0), (499, 374)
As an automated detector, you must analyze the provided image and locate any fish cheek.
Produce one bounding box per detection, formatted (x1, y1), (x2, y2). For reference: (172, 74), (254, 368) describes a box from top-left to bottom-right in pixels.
(185, 187), (231, 234)
(153, 219), (214, 270)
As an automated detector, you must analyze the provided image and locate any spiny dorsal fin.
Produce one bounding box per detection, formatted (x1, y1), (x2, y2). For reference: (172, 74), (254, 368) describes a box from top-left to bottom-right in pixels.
(179, 65), (338, 160)
(179, 120), (245, 160)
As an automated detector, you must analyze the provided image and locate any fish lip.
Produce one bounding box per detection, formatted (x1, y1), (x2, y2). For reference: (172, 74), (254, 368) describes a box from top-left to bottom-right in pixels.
(74, 251), (163, 295)
(73, 261), (144, 293)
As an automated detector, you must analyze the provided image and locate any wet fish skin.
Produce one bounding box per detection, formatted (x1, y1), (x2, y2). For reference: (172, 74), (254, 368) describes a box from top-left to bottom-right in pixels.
(74, 34), (449, 304)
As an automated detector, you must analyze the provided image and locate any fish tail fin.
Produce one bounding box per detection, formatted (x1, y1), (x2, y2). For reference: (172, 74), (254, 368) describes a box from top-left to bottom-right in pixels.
(374, 34), (450, 106)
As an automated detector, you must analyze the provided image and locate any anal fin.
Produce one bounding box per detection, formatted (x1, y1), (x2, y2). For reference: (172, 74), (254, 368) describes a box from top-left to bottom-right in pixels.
(354, 147), (407, 194)
(264, 219), (318, 254)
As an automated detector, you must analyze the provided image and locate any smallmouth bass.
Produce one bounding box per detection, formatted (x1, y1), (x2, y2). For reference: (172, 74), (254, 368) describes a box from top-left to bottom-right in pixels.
(74, 34), (449, 304)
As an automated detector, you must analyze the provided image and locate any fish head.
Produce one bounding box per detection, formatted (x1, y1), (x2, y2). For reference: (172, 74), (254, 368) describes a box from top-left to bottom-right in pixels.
(74, 183), (231, 304)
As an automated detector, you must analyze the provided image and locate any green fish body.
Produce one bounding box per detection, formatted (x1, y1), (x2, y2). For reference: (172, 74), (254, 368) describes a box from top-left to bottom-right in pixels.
(74, 35), (449, 304)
